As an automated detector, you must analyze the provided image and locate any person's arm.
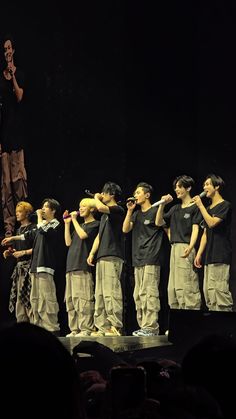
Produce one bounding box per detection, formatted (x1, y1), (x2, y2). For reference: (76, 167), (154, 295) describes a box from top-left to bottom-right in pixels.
(3, 249), (13, 259)
(1, 235), (21, 247)
(12, 248), (33, 259)
(155, 194), (173, 226)
(8, 64), (23, 102)
(194, 229), (207, 268)
(94, 193), (110, 214)
(192, 195), (222, 229)
(71, 211), (88, 240)
(87, 234), (100, 266)
(63, 210), (72, 246)
(12, 73), (23, 102)
(122, 201), (135, 233)
(181, 224), (199, 258)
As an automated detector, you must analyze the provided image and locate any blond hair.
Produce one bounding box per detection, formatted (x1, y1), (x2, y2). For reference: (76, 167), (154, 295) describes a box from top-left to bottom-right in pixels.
(16, 201), (33, 216)
(79, 198), (96, 209)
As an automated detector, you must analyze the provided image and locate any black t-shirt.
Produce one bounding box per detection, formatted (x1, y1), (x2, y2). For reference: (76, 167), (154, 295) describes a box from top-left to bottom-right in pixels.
(97, 205), (125, 261)
(131, 206), (164, 267)
(163, 203), (202, 244)
(66, 220), (100, 273)
(204, 200), (232, 265)
(0, 68), (25, 152)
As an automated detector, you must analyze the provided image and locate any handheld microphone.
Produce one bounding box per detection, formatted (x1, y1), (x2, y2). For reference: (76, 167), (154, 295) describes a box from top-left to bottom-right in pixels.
(190, 191), (206, 204)
(151, 198), (166, 208)
(199, 191), (207, 198)
(63, 211), (80, 220)
(85, 189), (95, 198)
(126, 197), (137, 204)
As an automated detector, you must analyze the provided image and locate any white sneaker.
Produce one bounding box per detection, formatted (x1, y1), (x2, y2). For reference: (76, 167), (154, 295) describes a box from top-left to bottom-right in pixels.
(74, 331), (91, 337)
(66, 331), (78, 337)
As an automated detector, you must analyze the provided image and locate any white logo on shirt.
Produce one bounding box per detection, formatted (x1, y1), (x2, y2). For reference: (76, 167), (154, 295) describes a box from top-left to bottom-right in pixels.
(184, 213), (190, 219)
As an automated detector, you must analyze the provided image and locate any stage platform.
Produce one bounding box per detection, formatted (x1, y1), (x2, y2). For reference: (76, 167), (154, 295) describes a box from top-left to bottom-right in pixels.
(60, 334), (172, 355)
(59, 309), (236, 365)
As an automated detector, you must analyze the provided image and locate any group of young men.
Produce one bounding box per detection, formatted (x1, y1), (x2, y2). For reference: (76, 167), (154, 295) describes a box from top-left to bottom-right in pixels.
(1, 174), (234, 337)
(0, 34), (233, 337)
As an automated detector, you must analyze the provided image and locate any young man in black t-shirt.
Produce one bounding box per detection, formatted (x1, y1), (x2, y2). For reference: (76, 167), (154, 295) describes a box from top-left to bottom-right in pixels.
(87, 182), (125, 336)
(193, 174), (233, 311)
(123, 182), (165, 336)
(64, 198), (99, 337)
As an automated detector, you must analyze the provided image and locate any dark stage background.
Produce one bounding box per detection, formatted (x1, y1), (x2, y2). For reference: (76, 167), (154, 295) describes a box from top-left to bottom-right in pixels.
(1, 1), (236, 332)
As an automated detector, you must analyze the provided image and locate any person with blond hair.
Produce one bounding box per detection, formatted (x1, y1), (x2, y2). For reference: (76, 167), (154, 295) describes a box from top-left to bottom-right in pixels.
(64, 198), (100, 337)
(2, 201), (35, 322)
(2, 198), (61, 334)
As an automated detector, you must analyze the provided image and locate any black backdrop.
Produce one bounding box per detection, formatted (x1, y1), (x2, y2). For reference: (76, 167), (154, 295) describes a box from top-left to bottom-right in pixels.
(1, 1), (236, 332)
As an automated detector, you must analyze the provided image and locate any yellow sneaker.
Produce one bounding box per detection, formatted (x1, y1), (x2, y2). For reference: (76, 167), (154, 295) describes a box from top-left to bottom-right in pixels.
(90, 330), (105, 337)
(105, 326), (122, 336)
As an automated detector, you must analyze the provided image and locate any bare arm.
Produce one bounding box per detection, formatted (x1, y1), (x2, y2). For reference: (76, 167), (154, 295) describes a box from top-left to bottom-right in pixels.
(192, 195), (223, 229)
(71, 212), (88, 240)
(8, 64), (24, 102)
(94, 193), (110, 214)
(64, 212), (72, 247)
(87, 234), (100, 266)
(181, 224), (199, 258)
(1, 235), (21, 246)
(12, 73), (23, 102)
(122, 201), (135, 233)
(194, 229), (207, 268)
(155, 194), (173, 226)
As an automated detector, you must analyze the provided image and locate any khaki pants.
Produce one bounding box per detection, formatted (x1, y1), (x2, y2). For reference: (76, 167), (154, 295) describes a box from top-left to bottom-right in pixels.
(134, 265), (160, 331)
(30, 272), (60, 332)
(65, 271), (95, 333)
(94, 257), (123, 331)
(168, 243), (201, 310)
(204, 264), (233, 311)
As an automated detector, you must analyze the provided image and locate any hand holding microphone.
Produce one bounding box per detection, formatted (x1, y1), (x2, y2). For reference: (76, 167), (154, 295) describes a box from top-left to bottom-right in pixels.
(152, 194), (173, 208)
(63, 210), (80, 220)
(190, 191), (206, 205)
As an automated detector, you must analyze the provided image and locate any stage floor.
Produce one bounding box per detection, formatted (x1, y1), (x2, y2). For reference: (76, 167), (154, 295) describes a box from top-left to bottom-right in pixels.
(60, 334), (173, 357)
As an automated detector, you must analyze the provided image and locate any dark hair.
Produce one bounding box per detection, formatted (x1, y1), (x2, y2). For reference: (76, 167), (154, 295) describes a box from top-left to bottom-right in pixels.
(173, 175), (195, 190)
(102, 181), (122, 200)
(204, 174), (225, 192)
(135, 182), (153, 196)
(42, 198), (61, 217)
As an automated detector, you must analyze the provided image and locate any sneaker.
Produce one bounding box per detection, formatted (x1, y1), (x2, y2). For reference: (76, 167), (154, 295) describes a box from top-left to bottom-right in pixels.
(105, 326), (121, 336)
(133, 329), (159, 337)
(74, 331), (91, 337)
(66, 331), (78, 337)
(90, 330), (105, 337)
(132, 329), (143, 336)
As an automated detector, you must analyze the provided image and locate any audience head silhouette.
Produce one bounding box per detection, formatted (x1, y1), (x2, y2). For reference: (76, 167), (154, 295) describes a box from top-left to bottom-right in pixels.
(0, 322), (85, 419)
